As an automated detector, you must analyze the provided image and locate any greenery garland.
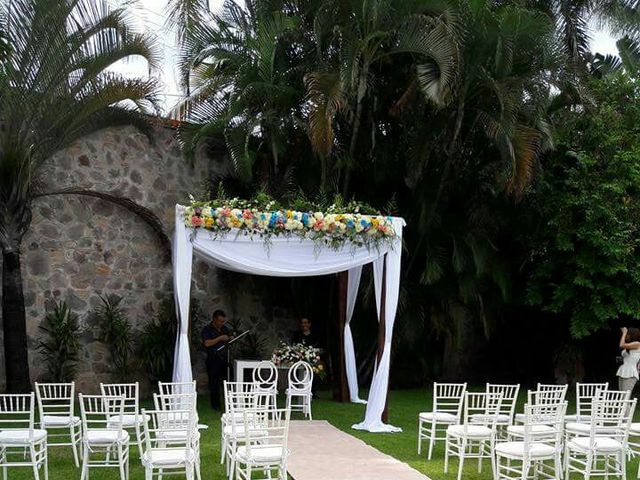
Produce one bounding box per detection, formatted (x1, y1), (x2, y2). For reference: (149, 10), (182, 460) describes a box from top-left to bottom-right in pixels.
(184, 195), (397, 249)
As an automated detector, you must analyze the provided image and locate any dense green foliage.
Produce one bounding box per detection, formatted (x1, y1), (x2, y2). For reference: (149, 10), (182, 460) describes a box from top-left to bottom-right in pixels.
(37, 301), (81, 382)
(138, 297), (179, 383)
(528, 75), (640, 338)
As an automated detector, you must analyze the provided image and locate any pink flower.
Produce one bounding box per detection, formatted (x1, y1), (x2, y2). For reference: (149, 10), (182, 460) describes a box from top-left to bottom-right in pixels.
(242, 209), (253, 219)
(191, 216), (203, 227)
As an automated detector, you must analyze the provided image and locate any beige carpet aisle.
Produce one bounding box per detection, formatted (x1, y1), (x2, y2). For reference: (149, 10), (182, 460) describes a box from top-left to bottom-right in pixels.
(287, 420), (430, 480)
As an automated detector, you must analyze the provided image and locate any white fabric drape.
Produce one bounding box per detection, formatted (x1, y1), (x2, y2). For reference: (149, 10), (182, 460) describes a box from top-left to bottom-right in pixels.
(172, 207), (194, 383)
(172, 205), (404, 432)
(352, 218), (404, 433)
(345, 266), (366, 403)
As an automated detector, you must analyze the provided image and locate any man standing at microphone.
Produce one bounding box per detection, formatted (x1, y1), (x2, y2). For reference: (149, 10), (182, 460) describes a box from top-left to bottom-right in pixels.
(202, 309), (232, 410)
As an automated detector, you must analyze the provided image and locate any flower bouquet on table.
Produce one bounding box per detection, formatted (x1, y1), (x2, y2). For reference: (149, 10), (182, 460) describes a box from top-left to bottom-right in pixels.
(271, 342), (326, 379)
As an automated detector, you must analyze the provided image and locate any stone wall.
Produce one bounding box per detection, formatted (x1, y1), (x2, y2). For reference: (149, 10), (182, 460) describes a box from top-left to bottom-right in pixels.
(0, 124), (295, 394)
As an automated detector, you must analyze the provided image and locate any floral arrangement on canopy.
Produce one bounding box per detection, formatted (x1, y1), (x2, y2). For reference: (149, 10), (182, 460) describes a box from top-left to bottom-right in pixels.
(184, 194), (396, 249)
(271, 342), (326, 379)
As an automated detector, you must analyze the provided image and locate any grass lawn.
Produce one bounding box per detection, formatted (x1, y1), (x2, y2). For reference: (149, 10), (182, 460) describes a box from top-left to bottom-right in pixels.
(5, 388), (640, 480)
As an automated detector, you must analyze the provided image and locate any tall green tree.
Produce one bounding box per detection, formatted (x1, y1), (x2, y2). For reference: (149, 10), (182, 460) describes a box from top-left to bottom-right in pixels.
(0, 0), (160, 392)
(527, 74), (640, 338)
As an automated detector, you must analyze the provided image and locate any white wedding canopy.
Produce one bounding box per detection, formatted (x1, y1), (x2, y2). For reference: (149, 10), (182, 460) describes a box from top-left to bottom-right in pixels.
(171, 204), (405, 432)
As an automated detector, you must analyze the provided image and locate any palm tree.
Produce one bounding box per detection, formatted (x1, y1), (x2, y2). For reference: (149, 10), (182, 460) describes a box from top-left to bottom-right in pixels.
(305, 0), (460, 195)
(0, 0), (161, 392)
(170, 0), (305, 190)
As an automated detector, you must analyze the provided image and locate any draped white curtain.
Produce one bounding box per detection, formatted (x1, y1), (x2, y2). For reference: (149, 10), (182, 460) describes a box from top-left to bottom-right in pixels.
(345, 266), (366, 403)
(172, 205), (404, 432)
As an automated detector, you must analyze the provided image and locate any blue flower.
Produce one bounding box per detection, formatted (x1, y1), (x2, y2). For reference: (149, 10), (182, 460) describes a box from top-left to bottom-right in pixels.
(302, 212), (309, 225)
(347, 220), (355, 228)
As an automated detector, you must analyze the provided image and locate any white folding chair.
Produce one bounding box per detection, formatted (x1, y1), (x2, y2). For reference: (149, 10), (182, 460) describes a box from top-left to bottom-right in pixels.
(566, 389), (629, 443)
(252, 361), (278, 410)
(495, 401), (566, 479)
(35, 382), (81, 467)
(0, 393), (48, 480)
(444, 391), (503, 480)
(140, 408), (197, 480)
(158, 381), (197, 396)
(565, 395), (636, 480)
(418, 382), (467, 459)
(285, 361), (313, 420)
(78, 394), (129, 480)
(565, 382), (609, 422)
(153, 392), (201, 480)
(234, 408), (291, 480)
(100, 383), (146, 458)
(514, 384), (567, 424)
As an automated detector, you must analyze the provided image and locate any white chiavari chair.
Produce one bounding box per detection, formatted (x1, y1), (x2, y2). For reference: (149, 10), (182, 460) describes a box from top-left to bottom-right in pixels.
(418, 382), (467, 460)
(508, 396), (567, 441)
(565, 382), (609, 422)
(252, 361), (278, 410)
(140, 408), (197, 480)
(513, 384), (567, 424)
(221, 382), (257, 468)
(35, 382), (81, 467)
(153, 392), (201, 480)
(565, 395), (636, 480)
(475, 384), (519, 438)
(223, 384), (270, 479)
(78, 394), (129, 480)
(285, 361), (313, 420)
(100, 383), (146, 458)
(0, 393), (48, 480)
(234, 408), (291, 480)
(565, 389), (629, 444)
(494, 401), (566, 480)
(158, 381), (197, 396)
(444, 391), (503, 480)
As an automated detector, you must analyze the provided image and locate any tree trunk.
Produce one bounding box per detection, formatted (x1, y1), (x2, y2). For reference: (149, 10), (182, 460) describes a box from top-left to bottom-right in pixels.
(2, 250), (31, 392)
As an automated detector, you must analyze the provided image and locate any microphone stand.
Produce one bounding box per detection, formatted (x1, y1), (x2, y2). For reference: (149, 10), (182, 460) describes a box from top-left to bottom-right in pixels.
(216, 329), (251, 381)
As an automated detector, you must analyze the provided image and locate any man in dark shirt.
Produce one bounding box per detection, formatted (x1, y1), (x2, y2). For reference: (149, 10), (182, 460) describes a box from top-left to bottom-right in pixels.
(202, 309), (232, 410)
(291, 317), (320, 347)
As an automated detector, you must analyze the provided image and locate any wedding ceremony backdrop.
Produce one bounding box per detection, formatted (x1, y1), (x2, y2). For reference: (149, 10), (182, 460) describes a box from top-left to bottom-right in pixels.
(173, 204), (405, 432)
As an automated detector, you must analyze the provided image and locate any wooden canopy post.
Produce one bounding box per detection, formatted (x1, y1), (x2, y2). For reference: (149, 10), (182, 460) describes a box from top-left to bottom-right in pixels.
(334, 270), (350, 402)
(376, 256), (389, 422)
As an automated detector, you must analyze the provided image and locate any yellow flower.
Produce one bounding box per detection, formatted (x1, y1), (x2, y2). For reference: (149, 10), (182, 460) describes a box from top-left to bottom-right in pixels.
(286, 210), (293, 219)
(204, 217), (214, 228)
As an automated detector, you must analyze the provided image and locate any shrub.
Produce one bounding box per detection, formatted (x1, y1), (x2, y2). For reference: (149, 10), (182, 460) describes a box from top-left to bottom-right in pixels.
(93, 294), (133, 381)
(37, 301), (81, 382)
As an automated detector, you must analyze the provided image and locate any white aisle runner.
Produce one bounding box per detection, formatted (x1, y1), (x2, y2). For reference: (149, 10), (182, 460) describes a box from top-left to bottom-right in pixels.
(287, 420), (430, 480)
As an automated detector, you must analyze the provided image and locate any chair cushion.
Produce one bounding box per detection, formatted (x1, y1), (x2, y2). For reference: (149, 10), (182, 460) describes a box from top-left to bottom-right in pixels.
(565, 414), (590, 423)
(0, 429), (47, 445)
(157, 430), (201, 442)
(142, 448), (195, 466)
(469, 413), (511, 424)
(514, 413), (525, 423)
(506, 424), (556, 437)
(568, 436), (622, 453)
(236, 445), (285, 463)
(286, 388), (311, 394)
(630, 422), (640, 435)
(223, 425), (268, 437)
(447, 424), (493, 439)
(85, 429), (129, 444)
(495, 441), (556, 459)
(41, 415), (80, 427)
(565, 422), (590, 434)
(419, 412), (458, 423)
(107, 413), (149, 427)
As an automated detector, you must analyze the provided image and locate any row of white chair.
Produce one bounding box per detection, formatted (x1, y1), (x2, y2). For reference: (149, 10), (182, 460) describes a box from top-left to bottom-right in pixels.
(0, 380), (198, 480)
(419, 382), (640, 480)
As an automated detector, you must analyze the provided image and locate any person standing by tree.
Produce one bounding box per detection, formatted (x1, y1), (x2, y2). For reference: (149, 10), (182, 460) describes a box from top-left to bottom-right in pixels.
(617, 327), (640, 392)
(202, 310), (233, 410)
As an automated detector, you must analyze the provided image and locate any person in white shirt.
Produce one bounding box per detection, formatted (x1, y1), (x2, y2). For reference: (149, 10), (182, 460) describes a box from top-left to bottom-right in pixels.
(617, 326), (640, 392)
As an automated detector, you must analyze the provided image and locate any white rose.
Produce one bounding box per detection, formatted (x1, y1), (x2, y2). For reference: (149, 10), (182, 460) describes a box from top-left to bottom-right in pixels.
(313, 212), (324, 220)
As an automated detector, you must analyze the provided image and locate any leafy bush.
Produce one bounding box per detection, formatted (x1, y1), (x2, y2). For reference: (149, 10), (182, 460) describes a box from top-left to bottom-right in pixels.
(527, 74), (640, 337)
(93, 294), (133, 380)
(138, 297), (177, 383)
(37, 301), (81, 382)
